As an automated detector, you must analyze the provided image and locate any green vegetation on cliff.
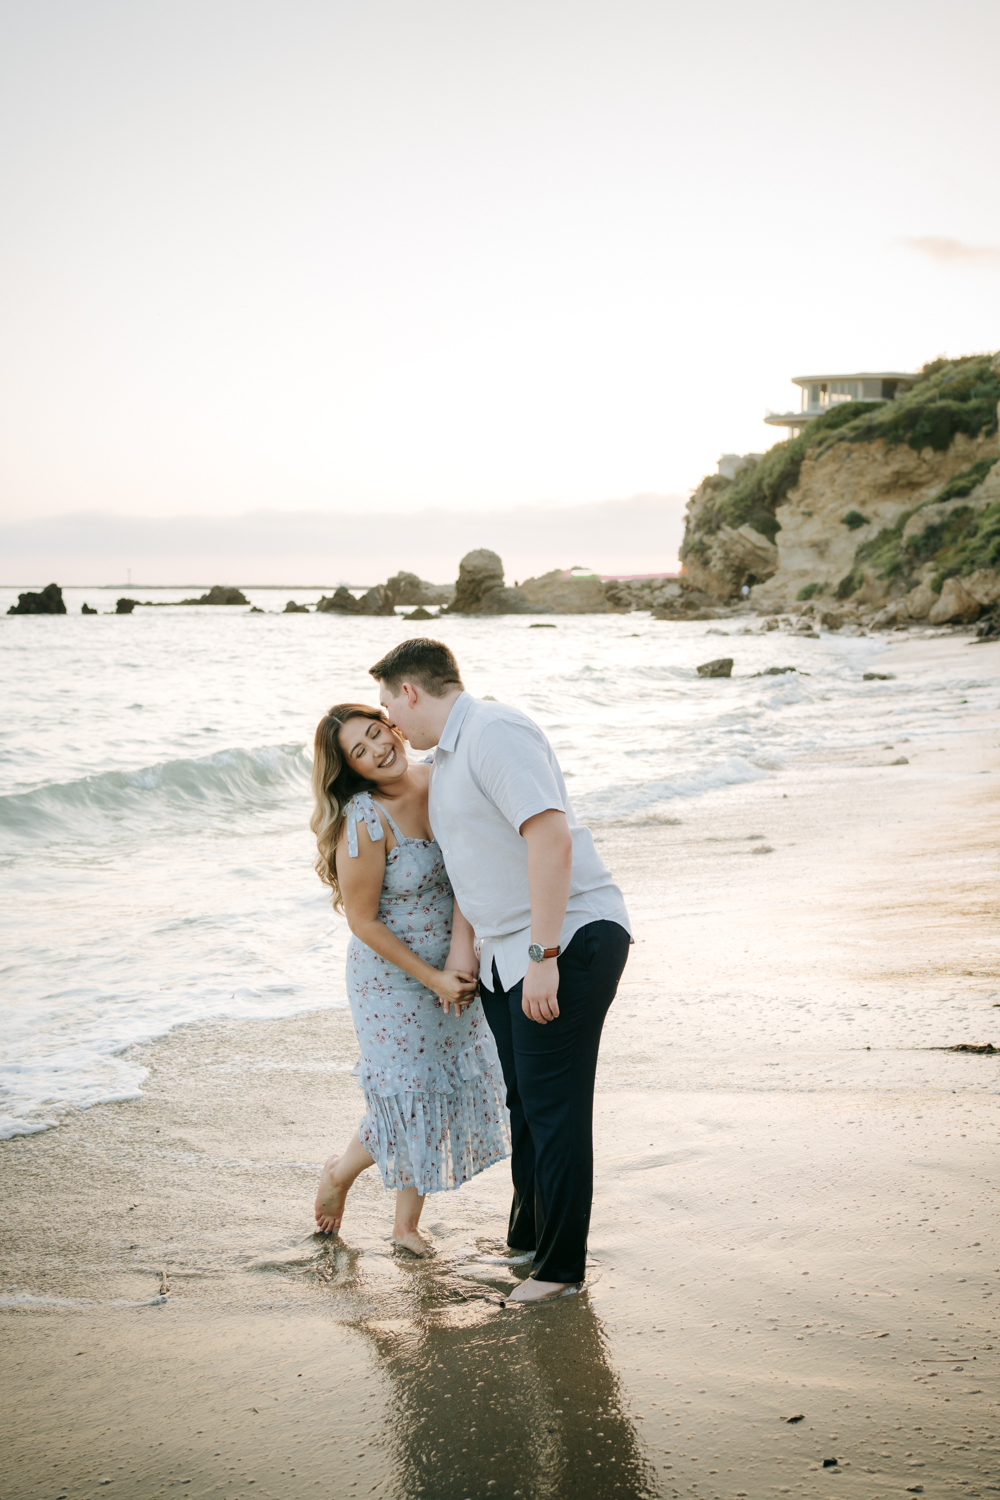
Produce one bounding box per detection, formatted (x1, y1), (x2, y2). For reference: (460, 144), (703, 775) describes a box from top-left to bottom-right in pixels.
(835, 455), (1000, 599)
(685, 354), (1000, 552)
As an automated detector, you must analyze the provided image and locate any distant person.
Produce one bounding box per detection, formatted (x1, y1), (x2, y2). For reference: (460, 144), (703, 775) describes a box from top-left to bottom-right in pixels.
(369, 638), (632, 1303)
(310, 703), (509, 1254)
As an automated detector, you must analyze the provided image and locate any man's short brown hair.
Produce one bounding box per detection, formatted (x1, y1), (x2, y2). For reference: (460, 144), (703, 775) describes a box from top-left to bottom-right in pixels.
(369, 638), (464, 698)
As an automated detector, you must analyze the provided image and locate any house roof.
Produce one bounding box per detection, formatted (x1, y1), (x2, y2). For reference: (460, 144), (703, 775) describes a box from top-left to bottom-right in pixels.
(790, 371), (914, 387)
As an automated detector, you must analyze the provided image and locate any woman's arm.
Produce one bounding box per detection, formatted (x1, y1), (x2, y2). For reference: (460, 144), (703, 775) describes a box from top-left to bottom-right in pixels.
(337, 814), (477, 1013)
(444, 898), (479, 979)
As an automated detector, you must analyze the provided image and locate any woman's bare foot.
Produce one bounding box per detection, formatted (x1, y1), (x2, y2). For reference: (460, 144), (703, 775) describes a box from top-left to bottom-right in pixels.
(392, 1227), (435, 1257)
(314, 1154), (349, 1233)
(507, 1277), (578, 1303)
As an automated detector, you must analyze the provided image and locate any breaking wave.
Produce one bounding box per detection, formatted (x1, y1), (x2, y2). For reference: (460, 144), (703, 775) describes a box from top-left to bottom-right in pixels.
(0, 743), (310, 842)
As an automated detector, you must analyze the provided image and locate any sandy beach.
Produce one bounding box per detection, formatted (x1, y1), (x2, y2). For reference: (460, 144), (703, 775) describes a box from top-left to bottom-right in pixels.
(2, 632), (999, 1500)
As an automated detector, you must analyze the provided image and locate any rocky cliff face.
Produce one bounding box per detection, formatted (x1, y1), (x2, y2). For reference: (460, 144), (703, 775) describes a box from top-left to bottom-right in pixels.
(680, 353), (1000, 622)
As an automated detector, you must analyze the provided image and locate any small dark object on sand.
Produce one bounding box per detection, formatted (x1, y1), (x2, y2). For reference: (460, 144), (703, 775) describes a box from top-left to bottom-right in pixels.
(783, 1413), (805, 1423)
(7, 582), (66, 615)
(696, 657), (733, 678)
(823, 1458), (838, 1468)
(529, 622), (557, 628)
(863, 671), (895, 681)
(942, 1042), (997, 1054)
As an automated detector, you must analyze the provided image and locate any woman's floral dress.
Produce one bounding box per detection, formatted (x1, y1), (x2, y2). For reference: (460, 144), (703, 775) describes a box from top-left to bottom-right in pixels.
(344, 791), (509, 1195)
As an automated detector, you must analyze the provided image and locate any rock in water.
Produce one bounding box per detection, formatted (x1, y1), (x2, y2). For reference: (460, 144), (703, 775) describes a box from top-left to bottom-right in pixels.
(928, 576), (980, 625)
(696, 657), (734, 678)
(518, 569), (613, 613)
(283, 600), (310, 613)
(7, 583), (67, 615)
(357, 584), (397, 616)
(115, 598), (139, 614)
(179, 585), (250, 606)
(446, 549), (535, 615)
(315, 587), (362, 614)
(81, 603), (98, 615)
(385, 571), (454, 606)
(404, 606), (433, 620)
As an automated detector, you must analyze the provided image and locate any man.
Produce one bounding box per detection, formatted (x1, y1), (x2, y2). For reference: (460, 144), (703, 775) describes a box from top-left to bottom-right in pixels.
(369, 637), (631, 1304)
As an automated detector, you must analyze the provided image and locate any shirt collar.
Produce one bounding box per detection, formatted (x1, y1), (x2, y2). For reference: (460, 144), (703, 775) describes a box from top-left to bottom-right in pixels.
(436, 690), (474, 754)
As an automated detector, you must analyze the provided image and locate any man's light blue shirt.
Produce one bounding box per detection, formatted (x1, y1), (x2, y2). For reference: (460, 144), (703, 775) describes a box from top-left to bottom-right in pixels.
(427, 691), (632, 991)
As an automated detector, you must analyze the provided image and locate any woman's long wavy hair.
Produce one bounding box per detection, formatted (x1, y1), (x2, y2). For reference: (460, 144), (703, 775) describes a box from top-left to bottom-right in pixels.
(310, 702), (392, 909)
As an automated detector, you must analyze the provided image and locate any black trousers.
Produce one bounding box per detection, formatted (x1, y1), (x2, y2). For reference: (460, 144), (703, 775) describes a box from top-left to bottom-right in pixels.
(480, 919), (630, 1285)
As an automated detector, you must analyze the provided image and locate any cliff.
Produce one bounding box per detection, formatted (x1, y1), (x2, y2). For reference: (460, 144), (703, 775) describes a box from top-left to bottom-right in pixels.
(681, 353), (1000, 621)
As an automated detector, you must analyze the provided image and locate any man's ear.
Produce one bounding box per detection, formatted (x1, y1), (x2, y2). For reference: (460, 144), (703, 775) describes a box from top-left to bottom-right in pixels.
(402, 681), (420, 708)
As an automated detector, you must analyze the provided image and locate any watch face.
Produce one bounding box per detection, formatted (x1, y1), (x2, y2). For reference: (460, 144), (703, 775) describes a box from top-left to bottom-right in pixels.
(527, 943), (544, 963)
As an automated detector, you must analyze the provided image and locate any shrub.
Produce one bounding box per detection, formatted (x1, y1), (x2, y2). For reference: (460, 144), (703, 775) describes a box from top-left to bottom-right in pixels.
(933, 456), (998, 505)
(796, 582), (823, 600)
(841, 510), (870, 529)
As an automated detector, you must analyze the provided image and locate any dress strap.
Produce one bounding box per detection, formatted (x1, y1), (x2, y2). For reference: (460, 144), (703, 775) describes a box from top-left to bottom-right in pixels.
(372, 799), (406, 843)
(345, 793), (385, 858)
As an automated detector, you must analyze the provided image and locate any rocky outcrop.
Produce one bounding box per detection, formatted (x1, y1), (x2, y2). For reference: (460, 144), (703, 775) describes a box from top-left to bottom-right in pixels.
(81, 603), (97, 615)
(115, 598), (138, 614)
(179, 585), (250, 606)
(679, 354), (1000, 619)
(680, 473), (779, 600)
(603, 577), (682, 612)
(7, 583), (66, 615)
(283, 600), (310, 613)
(386, 571), (454, 607)
(518, 569), (614, 613)
(928, 577), (980, 625)
(749, 432), (997, 612)
(315, 584), (396, 616)
(444, 549), (536, 615)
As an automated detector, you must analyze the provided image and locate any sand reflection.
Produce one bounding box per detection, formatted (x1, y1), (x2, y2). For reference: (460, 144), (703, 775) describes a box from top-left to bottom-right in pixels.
(322, 1239), (655, 1499)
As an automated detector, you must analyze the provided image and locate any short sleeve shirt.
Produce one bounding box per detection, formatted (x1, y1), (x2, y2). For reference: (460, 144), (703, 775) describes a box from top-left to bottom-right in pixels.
(427, 692), (632, 990)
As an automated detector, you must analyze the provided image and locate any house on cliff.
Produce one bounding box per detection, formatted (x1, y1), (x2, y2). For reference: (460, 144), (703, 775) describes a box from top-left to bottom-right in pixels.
(764, 370), (915, 439)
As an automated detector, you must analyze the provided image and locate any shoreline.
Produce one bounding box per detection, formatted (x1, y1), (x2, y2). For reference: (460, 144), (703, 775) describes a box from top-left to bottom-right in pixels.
(3, 632), (1000, 1498)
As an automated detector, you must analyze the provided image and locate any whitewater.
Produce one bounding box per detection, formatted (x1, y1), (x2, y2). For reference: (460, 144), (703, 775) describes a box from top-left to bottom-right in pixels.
(2, 585), (994, 1139)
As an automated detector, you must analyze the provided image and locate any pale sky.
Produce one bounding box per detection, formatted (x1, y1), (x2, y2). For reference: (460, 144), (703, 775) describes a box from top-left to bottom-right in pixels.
(1, 0), (998, 528)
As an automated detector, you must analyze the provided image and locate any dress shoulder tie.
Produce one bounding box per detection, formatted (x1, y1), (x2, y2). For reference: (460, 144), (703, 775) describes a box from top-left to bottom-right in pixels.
(345, 792), (385, 858)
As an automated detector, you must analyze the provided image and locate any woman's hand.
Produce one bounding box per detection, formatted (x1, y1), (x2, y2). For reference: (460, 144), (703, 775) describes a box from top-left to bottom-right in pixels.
(432, 968), (479, 1014)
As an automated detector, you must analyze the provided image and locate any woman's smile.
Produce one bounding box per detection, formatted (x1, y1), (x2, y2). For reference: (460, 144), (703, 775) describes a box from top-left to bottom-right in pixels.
(378, 745), (397, 770)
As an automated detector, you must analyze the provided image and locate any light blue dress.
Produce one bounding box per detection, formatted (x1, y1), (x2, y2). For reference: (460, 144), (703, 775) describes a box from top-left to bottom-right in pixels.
(344, 791), (510, 1196)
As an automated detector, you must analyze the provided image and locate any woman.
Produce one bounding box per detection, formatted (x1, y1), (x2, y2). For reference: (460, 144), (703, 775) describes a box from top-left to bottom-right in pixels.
(310, 703), (509, 1256)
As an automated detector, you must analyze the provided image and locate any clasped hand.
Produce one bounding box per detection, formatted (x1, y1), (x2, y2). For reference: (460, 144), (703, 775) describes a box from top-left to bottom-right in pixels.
(434, 968), (479, 1014)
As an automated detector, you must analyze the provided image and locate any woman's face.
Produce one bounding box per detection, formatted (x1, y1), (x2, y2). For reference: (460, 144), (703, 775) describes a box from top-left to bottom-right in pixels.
(337, 716), (408, 786)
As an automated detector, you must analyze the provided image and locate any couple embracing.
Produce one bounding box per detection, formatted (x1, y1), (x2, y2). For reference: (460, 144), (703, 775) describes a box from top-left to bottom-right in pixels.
(310, 638), (631, 1304)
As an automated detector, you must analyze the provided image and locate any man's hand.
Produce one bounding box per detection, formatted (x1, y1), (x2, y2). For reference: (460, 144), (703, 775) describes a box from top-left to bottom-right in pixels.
(522, 956), (560, 1024)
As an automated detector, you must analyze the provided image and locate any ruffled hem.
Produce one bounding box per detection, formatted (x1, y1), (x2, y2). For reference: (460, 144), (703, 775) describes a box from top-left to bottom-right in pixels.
(354, 1037), (499, 1098)
(359, 1070), (511, 1196)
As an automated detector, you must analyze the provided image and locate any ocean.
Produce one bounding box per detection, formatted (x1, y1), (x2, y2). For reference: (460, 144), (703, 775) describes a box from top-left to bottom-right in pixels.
(1, 586), (991, 1140)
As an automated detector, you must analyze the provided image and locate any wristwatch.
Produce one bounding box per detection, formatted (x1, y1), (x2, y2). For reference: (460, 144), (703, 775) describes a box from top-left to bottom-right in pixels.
(527, 943), (562, 963)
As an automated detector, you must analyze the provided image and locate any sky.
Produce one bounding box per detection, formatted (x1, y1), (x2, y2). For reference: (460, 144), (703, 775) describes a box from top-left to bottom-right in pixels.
(1, 0), (998, 581)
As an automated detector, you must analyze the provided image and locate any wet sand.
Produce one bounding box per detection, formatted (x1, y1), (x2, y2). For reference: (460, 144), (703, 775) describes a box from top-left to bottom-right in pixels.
(2, 634), (1000, 1500)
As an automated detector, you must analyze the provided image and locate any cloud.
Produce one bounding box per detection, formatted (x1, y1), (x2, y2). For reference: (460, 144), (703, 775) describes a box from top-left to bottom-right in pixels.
(900, 236), (1000, 268)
